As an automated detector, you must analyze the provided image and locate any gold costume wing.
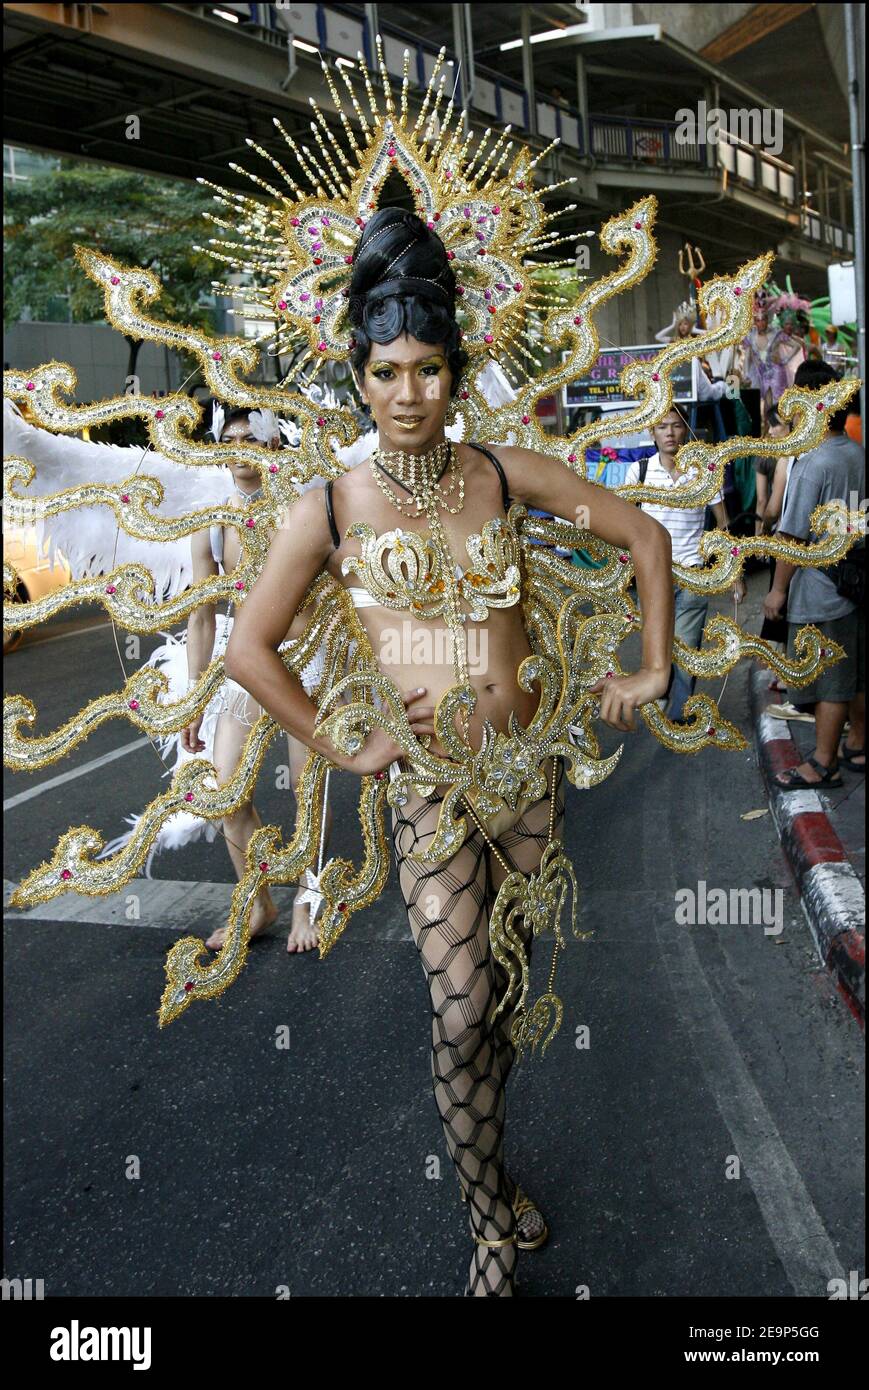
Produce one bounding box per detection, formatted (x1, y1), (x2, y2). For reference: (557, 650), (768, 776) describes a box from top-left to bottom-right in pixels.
(4, 41), (862, 1029)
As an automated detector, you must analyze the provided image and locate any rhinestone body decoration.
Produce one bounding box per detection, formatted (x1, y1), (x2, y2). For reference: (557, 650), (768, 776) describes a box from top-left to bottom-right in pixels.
(2, 35), (862, 1045)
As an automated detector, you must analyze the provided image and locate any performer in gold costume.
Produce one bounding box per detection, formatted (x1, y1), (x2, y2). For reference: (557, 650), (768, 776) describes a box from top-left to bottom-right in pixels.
(4, 43), (861, 1297)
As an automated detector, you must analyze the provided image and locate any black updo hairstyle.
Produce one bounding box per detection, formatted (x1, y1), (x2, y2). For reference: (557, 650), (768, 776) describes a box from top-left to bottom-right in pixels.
(348, 207), (468, 396)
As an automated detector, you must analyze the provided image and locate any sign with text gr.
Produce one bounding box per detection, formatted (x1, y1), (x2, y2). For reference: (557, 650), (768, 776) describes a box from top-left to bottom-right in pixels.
(563, 345), (698, 408)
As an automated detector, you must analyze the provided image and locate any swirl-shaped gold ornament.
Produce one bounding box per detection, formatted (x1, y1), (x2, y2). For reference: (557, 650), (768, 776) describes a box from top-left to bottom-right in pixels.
(3, 37), (863, 1043)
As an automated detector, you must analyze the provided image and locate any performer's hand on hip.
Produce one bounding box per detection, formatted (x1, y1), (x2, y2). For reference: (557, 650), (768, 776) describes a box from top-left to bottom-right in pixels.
(180, 716), (206, 754)
(588, 666), (670, 732)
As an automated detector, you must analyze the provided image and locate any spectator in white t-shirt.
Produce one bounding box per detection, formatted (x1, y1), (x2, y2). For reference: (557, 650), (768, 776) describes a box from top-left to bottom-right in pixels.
(625, 407), (745, 721)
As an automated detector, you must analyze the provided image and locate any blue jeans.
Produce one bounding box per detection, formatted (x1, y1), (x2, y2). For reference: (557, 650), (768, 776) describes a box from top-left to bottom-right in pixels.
(668, 585), (709, 720)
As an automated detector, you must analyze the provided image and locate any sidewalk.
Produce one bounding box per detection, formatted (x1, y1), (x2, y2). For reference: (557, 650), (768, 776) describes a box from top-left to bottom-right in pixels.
(750, 666), (865, 1026)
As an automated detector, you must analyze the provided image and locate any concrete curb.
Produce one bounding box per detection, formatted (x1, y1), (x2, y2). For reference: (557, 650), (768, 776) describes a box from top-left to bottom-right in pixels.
(750, 666), (865, 1026)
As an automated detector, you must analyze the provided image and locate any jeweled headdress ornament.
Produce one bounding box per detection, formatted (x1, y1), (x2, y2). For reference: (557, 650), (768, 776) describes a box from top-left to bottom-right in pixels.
(4, 40), (862, 1050)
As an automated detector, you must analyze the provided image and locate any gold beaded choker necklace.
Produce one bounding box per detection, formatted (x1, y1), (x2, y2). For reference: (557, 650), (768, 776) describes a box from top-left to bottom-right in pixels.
(371, 439), (463, 517)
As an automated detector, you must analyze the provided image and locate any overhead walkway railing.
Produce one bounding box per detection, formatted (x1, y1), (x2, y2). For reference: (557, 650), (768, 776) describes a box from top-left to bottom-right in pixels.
(203, 3), (849, 242)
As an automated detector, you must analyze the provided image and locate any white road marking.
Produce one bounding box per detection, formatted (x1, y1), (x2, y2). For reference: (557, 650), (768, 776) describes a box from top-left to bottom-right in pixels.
(3, 737), (154, 810)
(3, 876), (414, 939)
(647, 768), (846, 1296)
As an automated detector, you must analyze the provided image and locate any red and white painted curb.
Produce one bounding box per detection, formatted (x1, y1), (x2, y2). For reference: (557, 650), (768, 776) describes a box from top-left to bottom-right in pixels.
(750, 667), (865, 1025)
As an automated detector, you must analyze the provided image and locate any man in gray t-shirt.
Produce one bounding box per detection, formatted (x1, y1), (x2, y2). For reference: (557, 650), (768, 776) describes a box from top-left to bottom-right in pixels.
(764, 383), (865, 788)
(776, 432), (864, 623)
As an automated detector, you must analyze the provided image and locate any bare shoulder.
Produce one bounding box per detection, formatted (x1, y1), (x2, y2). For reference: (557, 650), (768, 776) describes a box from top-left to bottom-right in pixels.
(276, 484), (334, 559)
(478, 443), (569, 504)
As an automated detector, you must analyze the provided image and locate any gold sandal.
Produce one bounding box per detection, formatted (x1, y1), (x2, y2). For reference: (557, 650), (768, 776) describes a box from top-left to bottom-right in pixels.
(460, 1183), (549, 1251)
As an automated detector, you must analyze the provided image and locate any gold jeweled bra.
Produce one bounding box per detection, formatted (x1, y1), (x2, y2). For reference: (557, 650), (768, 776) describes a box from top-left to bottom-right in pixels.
(340, 515), (522, 621)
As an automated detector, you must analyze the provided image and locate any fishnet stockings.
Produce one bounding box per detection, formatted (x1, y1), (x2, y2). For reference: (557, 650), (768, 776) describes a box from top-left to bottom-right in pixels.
(391, 759), (565, 1296)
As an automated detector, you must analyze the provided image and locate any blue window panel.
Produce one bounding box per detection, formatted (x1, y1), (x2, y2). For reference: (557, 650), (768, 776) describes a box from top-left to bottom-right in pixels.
(474, 76), (499, 118)
(500, 86), (525, 128)
(276, 3), (319, 44)
(560, 112), (580, 149)
(381, 31), (411, 79)
(536, 102), (558, 140)
(322, 7), (363, 59)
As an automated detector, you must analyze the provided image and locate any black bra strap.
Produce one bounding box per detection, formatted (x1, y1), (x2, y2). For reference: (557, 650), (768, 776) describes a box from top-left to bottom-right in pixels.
(324, 479), (340, 550)
(466, 442), (512, 513)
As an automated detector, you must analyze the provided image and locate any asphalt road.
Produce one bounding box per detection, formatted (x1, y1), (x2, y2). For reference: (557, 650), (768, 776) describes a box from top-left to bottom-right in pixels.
(3, 574), (864, 1298)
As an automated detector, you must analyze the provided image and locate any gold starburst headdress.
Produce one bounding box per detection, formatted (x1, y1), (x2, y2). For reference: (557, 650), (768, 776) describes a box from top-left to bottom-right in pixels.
(3, 41), (862, 1049)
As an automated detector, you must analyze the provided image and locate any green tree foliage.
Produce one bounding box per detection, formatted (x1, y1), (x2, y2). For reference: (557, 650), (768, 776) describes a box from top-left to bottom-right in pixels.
(4, 160), (219, 381)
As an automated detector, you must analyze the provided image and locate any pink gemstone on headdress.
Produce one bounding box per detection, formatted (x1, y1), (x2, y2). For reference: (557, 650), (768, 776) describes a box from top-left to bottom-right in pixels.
(618, 553), (629, 564)
(513, 282), (523, 291)
(235, 581), (245, 590)
(25, 382), (35, 390)
(355, 216), (365, 227)
(317, 341), (327, 351)
(155, 410), (164, 420)
(61, 869), (72, 881)
(290, 217), (300, 226)
(568, 453), (577, 463)
(707, 463), (715, 472)
(128, 699), (139, 710)
(268, 463), (278, 474)
(492, 205), (501, 215)
(463, 206), (470, 217)
(522, 414), (531, 425)
(477, 216), (486, 225)
(574, 316), (582, 325)
(478, 248), (486, 256)
(259, 861), (269, 873)
(111, 276), (120, 285)
(246, 518), (255, 528)
(105, 584), (116, 594)
(344, 255), (353, 264)
(733, 287), (742, 296)
(184, 981), (195, 992)
(605, 671), (614, 679)
(496, 282), (506, 291)
(707, 727), (716, 737)
(460, 390), (469, 400)
(445, 170), (453, 180)
(387, 146), (396, 157)
(815, 402), (824, 411)
(433, 212), (441, 221)
(652, 373), (660, 382)
(307, 227), (317, 236)
(317, 416), (325, 427)
(484, 333), (494, 343)
(278, 300), (287, 310)
(337, 902), (347, 912)
(730, 546), (740, 556)
(517, 181), (525, 190)
(300, 292), (310, 301)
(446, 251), (455, 260)
(374, 771), (385, 780)
(312, 242), (322, 252)
(321, 217), (331, 227)
(634, 221), (642, 230)
(212, 351), (222, 361)
(121, 494), (130, 503)
(476, 232), (485, 242)
(427, 221), (434, 230)
(456, 286), (464, 296)
(185, 792), (194, 802)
